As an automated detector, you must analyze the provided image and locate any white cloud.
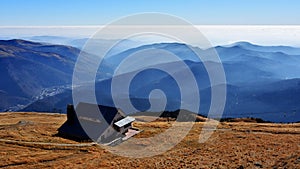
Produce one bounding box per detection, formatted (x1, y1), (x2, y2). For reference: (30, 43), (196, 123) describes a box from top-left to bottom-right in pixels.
(197, 25), (300, 47)
(1, 25), (300, 47)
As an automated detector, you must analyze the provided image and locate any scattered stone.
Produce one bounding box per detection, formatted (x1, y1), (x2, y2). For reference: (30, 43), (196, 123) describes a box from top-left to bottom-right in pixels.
(254, 162), (263, 168)
(237, 165), (244, 169)
(17, 120), (34, 126)
(296, 157), (300, 163)
(236, 135), (246, 139)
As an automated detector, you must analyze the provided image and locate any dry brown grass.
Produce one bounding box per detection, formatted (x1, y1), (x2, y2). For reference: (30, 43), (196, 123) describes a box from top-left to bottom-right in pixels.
(0, 112), (299, 168)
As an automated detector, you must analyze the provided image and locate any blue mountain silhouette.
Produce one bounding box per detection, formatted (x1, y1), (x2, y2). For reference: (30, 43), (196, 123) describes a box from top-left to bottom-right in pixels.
(1, 39), (299, 122)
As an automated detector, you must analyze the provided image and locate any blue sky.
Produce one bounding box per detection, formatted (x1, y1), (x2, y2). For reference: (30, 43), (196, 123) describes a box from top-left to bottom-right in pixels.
(1, 0), (300, 26)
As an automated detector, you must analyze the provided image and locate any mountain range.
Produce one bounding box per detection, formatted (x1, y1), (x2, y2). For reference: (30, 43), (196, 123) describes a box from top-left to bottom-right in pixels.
(0, 39), (299, 122)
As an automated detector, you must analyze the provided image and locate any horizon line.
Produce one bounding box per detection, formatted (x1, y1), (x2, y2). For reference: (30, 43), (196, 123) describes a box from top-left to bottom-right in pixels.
(1, 25), (300, 28)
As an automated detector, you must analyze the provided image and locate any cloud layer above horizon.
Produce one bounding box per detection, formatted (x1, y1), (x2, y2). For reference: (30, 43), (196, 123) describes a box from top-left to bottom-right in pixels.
(1, 25), (300, 47)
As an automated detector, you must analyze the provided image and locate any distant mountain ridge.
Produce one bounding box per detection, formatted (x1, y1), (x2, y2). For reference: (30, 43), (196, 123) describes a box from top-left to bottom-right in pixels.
(1, 39), (300, 122)
(225, 41), (300, 55)
(21, 35), (300, 55)
(0, 39), (111, 111)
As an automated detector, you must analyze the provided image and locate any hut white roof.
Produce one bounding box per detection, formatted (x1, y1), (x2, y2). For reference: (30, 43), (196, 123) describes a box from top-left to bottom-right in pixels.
(114, 116), (135, 127)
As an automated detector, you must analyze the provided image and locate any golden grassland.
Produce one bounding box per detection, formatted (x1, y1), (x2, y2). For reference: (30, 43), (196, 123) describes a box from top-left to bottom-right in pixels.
(0, 112), (299, 168)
